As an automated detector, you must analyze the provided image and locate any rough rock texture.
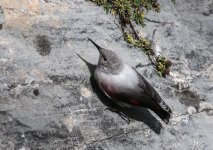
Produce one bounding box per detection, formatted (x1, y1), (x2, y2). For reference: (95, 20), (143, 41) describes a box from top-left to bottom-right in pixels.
(0, 0), (213, 149)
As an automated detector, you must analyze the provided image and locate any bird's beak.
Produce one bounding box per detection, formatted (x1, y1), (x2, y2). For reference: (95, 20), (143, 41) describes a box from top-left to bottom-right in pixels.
(88, 38), (102, 53)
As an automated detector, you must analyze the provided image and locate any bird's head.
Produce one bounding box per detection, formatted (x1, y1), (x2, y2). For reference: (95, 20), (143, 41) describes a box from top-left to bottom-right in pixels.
(88, 38), (123, 74)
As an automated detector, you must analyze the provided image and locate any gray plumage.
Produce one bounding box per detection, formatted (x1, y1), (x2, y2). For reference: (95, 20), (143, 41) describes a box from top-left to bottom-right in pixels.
(88, 38), (172, 124)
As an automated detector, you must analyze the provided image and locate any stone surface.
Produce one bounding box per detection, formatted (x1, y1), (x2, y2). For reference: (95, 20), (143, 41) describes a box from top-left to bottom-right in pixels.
(187, 106), (197, 115)
(0, 0), (213, 149)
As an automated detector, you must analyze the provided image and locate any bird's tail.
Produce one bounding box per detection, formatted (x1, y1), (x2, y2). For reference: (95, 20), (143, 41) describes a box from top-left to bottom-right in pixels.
(153, 108), (171, 124)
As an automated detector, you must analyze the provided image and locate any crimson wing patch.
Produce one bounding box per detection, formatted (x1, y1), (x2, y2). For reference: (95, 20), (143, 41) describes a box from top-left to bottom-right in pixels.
(100, 81), (142, 106)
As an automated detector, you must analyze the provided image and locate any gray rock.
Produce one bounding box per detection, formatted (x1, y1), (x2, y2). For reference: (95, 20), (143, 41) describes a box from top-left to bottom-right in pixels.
(0, 0), (213, 149)
(199, 102), (213, 113)
(188, 106), (197, 115)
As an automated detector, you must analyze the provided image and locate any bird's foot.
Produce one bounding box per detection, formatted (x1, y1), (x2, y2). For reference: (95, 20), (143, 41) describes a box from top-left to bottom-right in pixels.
(104, 107), (131, 124)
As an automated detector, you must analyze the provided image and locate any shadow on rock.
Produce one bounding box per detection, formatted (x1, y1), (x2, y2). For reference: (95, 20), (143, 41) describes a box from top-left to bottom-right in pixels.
(76, 54), (162, 134)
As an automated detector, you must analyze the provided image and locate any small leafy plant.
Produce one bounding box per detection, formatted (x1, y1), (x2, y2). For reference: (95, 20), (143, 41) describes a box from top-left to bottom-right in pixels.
(87, 0), (175, 77)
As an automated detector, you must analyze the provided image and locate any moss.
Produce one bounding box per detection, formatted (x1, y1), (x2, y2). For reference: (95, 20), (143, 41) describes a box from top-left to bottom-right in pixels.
(87, 0), (175, 77)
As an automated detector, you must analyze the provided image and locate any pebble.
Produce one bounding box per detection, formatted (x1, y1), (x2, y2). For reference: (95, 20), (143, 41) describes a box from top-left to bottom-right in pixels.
(187, 106), (197, 115)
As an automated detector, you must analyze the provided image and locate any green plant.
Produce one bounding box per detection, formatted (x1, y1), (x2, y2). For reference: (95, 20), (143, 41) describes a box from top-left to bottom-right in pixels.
(87, 0), (175, 77)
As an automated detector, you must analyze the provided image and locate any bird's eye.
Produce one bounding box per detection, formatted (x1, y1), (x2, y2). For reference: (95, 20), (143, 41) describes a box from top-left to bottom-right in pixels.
(103, 55), (107, 61)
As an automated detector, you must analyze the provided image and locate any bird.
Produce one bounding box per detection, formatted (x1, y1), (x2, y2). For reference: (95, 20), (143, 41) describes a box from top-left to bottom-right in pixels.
(88, 38), (172, 124)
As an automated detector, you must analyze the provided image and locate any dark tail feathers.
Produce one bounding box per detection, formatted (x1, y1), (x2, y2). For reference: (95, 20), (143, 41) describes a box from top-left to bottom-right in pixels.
(153, 108), (171, 124)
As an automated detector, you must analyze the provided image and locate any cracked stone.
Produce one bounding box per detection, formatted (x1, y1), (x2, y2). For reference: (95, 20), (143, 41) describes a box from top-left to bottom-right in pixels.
(198, 102), (213, 113)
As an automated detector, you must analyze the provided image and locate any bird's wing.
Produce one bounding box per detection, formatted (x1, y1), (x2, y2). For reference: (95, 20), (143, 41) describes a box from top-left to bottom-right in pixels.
(99, 71), (171, 114)
(99, 80), (138, 104)
(135, 70), (172, 113)
(99, 79), (157, 109)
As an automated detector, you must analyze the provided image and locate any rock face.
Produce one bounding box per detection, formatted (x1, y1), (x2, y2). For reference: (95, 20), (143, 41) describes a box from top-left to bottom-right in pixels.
(0, 0), (213, 149)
